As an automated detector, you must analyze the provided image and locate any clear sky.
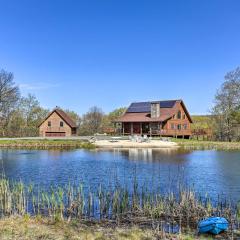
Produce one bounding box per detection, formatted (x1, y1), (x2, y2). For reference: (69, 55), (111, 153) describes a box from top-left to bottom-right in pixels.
(0, 0), (240, 115)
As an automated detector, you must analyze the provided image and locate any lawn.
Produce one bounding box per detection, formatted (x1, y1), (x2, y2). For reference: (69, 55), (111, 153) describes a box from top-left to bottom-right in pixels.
(172, 138), (240, 150)
(0, 139), (95, 149)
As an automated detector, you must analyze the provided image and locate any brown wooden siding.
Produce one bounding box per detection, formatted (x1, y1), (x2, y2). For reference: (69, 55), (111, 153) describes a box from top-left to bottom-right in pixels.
(122, 102), (192, 137)
(39, 112), (75, 137)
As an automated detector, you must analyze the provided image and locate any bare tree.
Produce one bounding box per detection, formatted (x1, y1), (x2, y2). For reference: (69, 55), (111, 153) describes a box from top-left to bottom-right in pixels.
(79, 106), (104, 135)
(0, 69), (20, 136)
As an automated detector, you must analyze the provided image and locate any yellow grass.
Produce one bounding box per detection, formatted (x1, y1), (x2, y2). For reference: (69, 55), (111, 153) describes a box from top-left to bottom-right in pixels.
(0, 216), (213, 240)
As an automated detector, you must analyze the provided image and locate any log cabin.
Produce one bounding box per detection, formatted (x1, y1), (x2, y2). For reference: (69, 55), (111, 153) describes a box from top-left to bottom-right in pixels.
(116, 100), (193, 138)
(39, 108), (77, 137)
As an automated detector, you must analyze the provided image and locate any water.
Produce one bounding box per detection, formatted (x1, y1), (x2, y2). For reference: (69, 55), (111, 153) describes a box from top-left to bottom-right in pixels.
(0, 148), (240, 202)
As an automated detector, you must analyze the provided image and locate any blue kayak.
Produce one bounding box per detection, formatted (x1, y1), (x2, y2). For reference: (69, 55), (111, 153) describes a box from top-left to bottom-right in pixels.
(198, 217), (229, 235)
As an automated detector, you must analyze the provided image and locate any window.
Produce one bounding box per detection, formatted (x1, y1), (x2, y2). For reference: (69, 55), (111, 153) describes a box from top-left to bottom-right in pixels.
(177, 124), (181, 130)
(48, 121), (51, 127)
(183, 114), (186, 119)
(183, 124), (187, 130)
(171, 123), (175, 130)
(60, 121), (64, 127)
(177, 111), (181, 119)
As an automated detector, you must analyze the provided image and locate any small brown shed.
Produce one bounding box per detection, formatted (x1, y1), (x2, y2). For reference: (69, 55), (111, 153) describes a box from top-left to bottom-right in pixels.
(38, 108), (77, 137)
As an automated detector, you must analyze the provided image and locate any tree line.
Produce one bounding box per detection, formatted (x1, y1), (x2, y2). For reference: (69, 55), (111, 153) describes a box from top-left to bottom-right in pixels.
(0, 69), (125, 137)
(212, 66), (240, 141)
(1, 67), (240, 141)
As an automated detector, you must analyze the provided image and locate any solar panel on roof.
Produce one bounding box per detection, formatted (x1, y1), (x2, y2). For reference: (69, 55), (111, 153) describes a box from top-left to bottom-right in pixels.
(127, 102), (151, 113)
(159, 101), (176, 108)
(127, 100), (177, 113)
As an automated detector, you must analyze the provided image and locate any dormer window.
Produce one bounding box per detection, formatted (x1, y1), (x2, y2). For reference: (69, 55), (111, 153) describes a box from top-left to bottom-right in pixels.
(177, 111), (181, 119)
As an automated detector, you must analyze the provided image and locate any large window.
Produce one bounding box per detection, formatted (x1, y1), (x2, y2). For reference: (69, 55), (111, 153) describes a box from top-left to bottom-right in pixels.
(171, 123), (175, 130)
(177, 111), (182, 119)
(177, 124), (181, 130)
(183, 124), (187, 130)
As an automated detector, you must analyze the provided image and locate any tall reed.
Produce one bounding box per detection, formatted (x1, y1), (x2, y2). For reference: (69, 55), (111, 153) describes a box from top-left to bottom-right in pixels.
(0, 177), (238, 234)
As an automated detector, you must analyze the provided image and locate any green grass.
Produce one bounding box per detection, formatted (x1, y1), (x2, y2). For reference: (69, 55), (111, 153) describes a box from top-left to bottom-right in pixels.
(0, 139), (95, 149)
(172, 138), (240, 150)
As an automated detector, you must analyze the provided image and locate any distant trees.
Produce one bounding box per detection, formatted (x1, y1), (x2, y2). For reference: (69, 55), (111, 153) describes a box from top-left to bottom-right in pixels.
(212, 67), (240, 141)
(191, 115), (213, 140)
(3, 94), (49, 137)
(102, 107), (126, 131)
(17, 94), (49, 136)
(0, 68), (126, 137)
(78, 107), (126, 136)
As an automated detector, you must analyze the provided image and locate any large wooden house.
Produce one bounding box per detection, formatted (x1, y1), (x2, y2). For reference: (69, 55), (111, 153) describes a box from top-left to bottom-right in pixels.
(116, 100), (193, 138)
(39, 108), (77, 137)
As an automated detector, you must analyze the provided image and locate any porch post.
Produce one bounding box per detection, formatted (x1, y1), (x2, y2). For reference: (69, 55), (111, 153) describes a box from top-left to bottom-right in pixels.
(131, 123), (133, 135)
(140, 123), (143, 136)
(150, 123), (152, 137)
(122, 123), (125, 136)
(159, 122), (162, 137)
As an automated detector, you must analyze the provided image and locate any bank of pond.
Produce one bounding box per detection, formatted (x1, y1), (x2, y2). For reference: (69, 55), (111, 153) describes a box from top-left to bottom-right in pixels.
(0, 178), (239, 239)
(1, 138), (240, 151)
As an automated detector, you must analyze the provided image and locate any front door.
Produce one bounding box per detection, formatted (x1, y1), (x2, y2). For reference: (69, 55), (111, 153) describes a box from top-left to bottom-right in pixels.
(45, 132), (66, 137)
(133, 123), (141, 134)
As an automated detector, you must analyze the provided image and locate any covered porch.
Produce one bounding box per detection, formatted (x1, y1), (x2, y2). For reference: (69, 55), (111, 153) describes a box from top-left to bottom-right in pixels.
(122, 122), (164, 136)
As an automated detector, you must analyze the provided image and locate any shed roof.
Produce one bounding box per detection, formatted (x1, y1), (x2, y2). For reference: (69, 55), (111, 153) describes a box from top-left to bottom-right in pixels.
(38, 108), (77, 128)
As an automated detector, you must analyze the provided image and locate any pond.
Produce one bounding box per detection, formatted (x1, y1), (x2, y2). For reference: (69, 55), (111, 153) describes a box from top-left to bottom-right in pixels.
(0, 148), (240, 203)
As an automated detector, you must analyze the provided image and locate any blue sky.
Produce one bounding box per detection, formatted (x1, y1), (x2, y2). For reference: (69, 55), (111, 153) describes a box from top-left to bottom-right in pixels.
(0, 0), (240, 115)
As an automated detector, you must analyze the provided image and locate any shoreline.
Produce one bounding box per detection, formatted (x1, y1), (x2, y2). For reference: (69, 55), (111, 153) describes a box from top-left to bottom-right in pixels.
(94, 139), (179, 148)
(0, 216), (220, 240)
(0, 137), (240, 150)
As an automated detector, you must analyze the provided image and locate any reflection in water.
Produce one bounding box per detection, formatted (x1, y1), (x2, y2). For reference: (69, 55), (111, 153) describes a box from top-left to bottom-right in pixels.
(111, 148), (192, 163)
(0, 148), (240, 202)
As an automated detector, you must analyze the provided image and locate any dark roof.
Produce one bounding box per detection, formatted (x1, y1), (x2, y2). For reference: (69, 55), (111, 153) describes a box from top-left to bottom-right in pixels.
(117, 99), (193, 123)
(127, 100), (177, 113)
(38, 108), (77, 128)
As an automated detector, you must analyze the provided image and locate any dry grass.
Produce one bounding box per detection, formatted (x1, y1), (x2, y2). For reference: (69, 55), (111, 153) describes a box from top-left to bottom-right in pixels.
(0, 216), (213, 240)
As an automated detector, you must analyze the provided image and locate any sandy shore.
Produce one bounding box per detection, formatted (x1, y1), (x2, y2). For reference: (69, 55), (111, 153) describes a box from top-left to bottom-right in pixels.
(95, 140), (179, 148)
